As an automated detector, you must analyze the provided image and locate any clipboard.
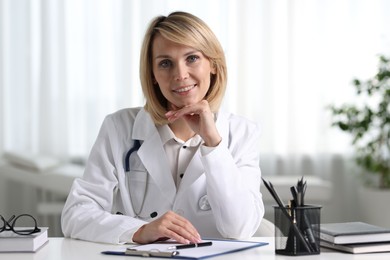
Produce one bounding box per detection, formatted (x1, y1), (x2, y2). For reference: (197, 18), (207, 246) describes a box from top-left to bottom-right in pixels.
(102, 248), (179, 258)
(102, 239), (268, 259)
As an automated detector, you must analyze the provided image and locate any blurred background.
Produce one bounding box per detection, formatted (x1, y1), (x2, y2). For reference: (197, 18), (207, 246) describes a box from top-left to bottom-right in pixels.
(1, 0), (390, 236)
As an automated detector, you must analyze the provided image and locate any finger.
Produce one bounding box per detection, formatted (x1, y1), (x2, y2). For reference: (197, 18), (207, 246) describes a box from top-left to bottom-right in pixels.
(164, 224), (201, 244)
(165, 111), (178, 122)
(171, 216), (201, 240)
(165, 107), (199, 123)
(161, 227), (191, 244)
(165, 104), (181, 118)
(162, 212), (201, 243)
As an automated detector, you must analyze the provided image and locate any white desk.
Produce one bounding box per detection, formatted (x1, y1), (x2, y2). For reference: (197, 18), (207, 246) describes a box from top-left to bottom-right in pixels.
(1, 237), (390, 260)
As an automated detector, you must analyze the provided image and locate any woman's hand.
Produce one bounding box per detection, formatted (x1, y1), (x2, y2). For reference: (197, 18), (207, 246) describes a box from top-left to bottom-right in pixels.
(132, 211), (202, 244)
(165, 100), (222, 147)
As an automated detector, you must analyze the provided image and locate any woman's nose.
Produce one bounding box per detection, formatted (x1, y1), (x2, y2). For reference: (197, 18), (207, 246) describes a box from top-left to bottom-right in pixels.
(174, 63), (189, 81)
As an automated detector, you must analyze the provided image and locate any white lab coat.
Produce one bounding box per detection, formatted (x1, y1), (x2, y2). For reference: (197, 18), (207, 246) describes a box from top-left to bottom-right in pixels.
(61, 107), (264, 244)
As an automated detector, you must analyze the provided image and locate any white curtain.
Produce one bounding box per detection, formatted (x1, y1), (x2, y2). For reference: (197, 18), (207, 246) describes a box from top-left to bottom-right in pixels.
(1, 0), (390, 163)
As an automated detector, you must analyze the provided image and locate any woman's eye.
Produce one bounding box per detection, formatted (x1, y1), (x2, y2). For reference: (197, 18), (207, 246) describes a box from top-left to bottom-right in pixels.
(187, 55), (199, 63)
(159, 60), (171, 68)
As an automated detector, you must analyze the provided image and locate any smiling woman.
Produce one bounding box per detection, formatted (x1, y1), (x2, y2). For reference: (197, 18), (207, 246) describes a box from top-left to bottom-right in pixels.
(60, 11), (265, 244)
(140, 12), (226, 126)
(2, 0), (390, 230)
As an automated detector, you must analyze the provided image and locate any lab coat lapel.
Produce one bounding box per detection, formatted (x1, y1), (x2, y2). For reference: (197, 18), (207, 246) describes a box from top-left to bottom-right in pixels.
(178, 151), (203, 191)
(132, 109), (177, 201)
(179, 112), (230, 191)
(215, 111), (230, 149)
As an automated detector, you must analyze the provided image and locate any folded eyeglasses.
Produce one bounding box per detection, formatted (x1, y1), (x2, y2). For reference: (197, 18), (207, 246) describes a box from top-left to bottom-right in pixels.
(0, 214), (41, 235)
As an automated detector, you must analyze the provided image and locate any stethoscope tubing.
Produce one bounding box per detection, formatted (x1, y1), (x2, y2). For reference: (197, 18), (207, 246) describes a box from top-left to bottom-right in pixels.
(125, 139), (150, 219)
(125, 139), (141, 172)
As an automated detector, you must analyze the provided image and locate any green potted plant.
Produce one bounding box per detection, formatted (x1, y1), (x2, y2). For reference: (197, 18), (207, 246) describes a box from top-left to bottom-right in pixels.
(328, 55), (390, 227)
(329, 55), (390, 189)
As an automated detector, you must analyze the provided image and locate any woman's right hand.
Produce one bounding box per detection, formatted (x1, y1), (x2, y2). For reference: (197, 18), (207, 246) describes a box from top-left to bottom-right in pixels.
(132, 211), (202, 244)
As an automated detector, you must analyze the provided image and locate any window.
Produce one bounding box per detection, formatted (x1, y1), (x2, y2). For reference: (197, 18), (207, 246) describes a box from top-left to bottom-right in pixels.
(1, 0), (390, 160)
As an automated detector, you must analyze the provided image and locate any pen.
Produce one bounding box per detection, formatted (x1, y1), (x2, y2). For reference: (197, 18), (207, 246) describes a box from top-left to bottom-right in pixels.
(262, 178), (313, 253)
(121, 249), (179, 257)
(167, 241), (212, 250)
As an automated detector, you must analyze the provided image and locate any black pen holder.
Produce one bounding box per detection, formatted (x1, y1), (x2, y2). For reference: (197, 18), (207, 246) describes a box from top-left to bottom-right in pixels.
(274, 205), (321, 256)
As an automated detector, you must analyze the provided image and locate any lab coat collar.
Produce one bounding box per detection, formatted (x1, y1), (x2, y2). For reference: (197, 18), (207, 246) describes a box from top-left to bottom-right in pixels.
(131, 108), (177, 201)
(157, 124), (202, 147)
(131, 108), (155, 141)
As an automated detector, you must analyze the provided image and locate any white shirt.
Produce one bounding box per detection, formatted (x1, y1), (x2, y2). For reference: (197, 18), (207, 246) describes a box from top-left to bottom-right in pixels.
(157, 125), (202, 187)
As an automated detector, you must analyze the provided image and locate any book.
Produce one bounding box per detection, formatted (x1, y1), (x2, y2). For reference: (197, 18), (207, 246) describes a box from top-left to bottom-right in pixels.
(0, 227), (48, 252)
(320, 240), (390, 254)
(320, 222), (390, 244)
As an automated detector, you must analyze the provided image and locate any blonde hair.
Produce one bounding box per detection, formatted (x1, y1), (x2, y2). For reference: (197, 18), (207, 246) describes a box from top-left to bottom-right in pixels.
(139, 11), (227, 125)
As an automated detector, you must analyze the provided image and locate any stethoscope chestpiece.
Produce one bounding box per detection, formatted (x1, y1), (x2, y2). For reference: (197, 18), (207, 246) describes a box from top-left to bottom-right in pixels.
(198, 195), (211, 211)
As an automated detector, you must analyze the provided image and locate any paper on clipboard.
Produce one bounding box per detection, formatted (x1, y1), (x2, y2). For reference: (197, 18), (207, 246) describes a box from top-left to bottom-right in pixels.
(102, 239), (268, 259)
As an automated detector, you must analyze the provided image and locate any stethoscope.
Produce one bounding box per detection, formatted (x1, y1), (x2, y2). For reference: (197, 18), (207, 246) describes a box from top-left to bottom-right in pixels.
(124, 140), (155, 219)
(124, 139), (211, 219)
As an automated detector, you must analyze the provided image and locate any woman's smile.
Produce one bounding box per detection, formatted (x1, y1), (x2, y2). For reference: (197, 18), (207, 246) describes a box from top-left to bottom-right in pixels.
(173, 84), (197, 94)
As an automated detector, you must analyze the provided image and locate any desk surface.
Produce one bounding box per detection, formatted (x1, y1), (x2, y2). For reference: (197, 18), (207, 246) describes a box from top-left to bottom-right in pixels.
(2, 237), (390, 260)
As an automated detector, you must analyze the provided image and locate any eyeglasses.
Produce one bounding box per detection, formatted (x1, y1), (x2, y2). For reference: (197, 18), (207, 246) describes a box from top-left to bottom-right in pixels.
(0, 214), (41, 235)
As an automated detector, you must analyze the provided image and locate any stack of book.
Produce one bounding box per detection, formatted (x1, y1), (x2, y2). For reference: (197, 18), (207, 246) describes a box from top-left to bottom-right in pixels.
(0, 227), (48, 252)
(320, 222), (390, 254)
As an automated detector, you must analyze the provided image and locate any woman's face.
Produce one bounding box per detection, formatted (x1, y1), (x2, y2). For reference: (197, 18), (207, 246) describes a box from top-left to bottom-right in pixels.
(152, 35), (215, 109)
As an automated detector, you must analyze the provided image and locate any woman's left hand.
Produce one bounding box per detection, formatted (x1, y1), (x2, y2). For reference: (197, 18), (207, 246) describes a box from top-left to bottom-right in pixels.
(165, 100), (221, 147)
